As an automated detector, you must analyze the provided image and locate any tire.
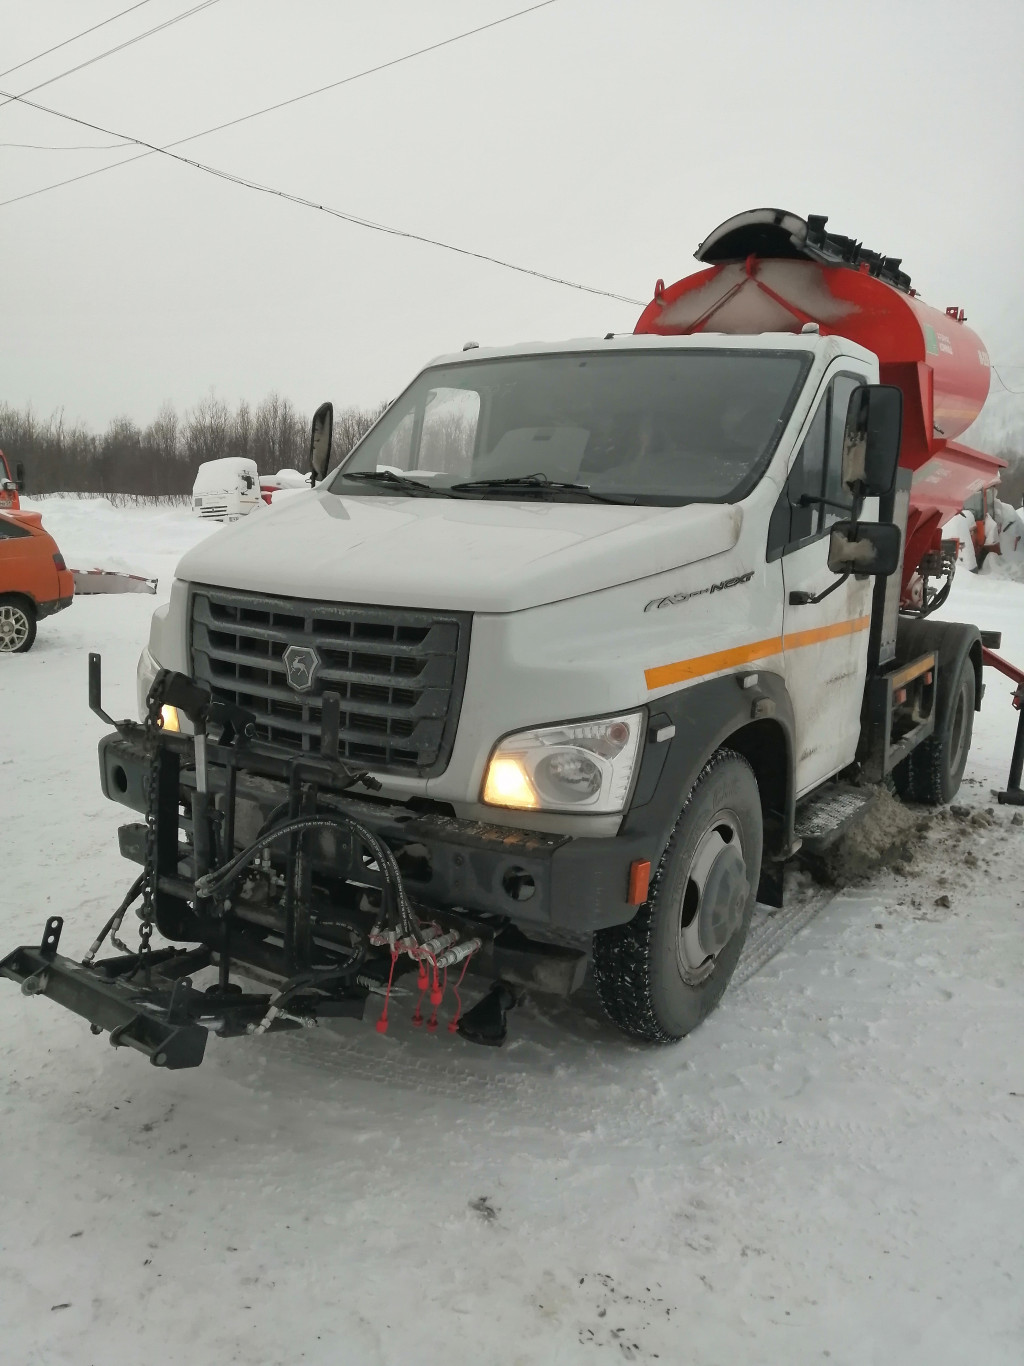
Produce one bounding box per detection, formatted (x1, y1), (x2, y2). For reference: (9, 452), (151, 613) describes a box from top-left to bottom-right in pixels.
(892, 628), (976, 805)
(0, 596), (36, 653)
(592, 749), (762, 1043)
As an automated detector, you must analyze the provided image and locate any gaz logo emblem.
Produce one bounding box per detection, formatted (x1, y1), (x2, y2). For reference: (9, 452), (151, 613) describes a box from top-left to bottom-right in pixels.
(282, 644), (321, 693)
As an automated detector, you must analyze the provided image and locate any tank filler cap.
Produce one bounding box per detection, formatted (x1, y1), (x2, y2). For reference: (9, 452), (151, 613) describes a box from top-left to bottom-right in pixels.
(801, 322), (820, 334)
(463, 341), (479, 351)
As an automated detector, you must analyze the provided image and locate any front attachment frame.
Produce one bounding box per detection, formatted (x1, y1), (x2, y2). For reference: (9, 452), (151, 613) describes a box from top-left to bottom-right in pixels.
(0, 916), (367, 1069)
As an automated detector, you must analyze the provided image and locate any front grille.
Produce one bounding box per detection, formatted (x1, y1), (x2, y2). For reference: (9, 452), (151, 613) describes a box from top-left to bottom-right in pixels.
(190, 585), (470, 774)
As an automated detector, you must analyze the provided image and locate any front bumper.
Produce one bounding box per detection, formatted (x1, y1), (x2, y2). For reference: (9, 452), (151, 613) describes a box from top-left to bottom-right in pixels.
(99, 731), (646, 933)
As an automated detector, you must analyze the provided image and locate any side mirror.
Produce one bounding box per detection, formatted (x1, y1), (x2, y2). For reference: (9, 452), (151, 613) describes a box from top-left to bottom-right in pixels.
(308, 402), (334, 487)
(827, 520), (902, 578)
(14, 462), (25, 492)
(841, 385), (902, 499)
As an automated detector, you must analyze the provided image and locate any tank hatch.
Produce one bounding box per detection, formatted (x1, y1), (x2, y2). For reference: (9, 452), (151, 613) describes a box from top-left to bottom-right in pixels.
(696, 207), (912, 294)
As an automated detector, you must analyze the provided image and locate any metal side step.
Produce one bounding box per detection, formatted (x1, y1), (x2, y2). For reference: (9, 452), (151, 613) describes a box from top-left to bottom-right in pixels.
(794, 783), (879, 854)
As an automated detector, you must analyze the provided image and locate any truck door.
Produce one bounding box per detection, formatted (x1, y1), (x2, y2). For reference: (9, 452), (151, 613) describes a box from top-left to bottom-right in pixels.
(768, 372), (874, 796)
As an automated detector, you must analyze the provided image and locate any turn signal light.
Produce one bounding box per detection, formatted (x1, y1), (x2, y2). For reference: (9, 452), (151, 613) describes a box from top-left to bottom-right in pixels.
(160, 705), (181, 733)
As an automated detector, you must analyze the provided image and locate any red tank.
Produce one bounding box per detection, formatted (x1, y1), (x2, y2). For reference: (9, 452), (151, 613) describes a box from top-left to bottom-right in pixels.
(634, 208), (1003, 591)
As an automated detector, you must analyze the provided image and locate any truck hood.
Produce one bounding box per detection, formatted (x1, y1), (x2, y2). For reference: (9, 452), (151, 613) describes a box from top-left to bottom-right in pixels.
(174, 491), (742, 613)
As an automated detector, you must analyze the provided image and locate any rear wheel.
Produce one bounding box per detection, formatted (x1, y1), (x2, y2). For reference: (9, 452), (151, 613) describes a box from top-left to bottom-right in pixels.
(0, 596), (36, 653)
(892, 624), (976, 805)
(592, 749), (761, 1043)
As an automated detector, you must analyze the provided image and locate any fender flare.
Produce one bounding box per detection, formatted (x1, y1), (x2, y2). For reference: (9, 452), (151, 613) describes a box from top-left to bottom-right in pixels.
(621, 670), (797, 904)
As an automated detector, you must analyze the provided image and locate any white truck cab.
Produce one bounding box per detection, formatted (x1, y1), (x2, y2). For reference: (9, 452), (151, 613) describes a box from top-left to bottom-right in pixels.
(163, 332), (880, 803)
(191, 456), (262, 521)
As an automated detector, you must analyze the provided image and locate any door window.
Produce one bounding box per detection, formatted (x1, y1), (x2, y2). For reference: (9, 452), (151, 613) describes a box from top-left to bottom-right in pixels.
(767, 373), (862, 558)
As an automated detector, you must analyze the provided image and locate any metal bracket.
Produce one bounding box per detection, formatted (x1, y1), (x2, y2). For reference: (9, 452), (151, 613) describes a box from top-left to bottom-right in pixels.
(40, 916), (62, 955)
(996, 686), (1024, 806)
(88, 653), (118, 727)
(789, 573), (850, 607)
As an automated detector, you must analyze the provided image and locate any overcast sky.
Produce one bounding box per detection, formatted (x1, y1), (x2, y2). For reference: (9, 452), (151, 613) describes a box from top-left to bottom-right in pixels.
(2, 0), (1022, 432)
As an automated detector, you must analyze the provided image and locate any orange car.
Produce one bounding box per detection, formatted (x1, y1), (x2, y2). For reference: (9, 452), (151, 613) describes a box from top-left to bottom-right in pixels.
(0, 510), (74, 653)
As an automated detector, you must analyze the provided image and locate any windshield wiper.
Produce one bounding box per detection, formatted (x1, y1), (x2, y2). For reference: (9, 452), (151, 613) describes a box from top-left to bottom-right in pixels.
(448, 473), (631, 504)
(339, 469), (439, 495)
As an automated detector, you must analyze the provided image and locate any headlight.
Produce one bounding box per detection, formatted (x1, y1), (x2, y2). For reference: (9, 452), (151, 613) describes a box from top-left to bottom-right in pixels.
(137, 646), (180, 730)
(482, 712), (643, 814)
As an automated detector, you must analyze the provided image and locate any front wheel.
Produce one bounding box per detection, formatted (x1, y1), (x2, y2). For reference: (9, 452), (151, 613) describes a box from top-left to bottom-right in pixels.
(0, 596), (36, 653)
(593, 749), (762, 1043)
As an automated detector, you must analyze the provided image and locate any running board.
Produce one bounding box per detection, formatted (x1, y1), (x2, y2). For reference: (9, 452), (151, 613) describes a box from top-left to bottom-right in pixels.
(794, 783), (879, 854)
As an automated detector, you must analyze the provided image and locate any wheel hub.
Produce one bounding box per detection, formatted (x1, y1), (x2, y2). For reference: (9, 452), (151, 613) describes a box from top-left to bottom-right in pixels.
(0, 605), (28, 650)
(697, 844), (748, 954)
(677, 819), (750, 978)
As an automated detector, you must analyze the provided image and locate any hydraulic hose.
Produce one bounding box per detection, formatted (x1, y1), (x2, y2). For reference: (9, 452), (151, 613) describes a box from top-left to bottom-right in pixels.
(194, 812), (415, 938)
(82, 870), (146, 965)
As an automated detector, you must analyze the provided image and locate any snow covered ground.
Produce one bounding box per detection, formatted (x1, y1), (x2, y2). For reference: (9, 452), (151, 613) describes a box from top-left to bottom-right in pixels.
(3, 498), (1023, 1366)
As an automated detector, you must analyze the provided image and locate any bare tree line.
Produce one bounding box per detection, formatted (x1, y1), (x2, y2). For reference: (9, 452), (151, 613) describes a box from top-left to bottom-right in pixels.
(0, 394), (387, 497)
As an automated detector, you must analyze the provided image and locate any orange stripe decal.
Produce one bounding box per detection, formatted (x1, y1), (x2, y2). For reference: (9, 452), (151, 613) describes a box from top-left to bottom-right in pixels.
(782, 615), (871, 651)
(644, 615), (870, 692)
(645, 635), (783, 691)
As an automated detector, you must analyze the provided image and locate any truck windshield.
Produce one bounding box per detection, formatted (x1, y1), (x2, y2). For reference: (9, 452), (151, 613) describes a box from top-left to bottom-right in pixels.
(328, 349), (809, 505)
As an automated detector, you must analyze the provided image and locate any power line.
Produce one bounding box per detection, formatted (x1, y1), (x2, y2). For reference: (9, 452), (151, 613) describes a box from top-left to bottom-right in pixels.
(0, 1), (223, 111)
(0, 141), (131, 150)
(0, 85), (643, 307)
(153, 0), (562, 148)
(0, 1), (156, 80)
(993, 366), (1024, 396)
(0, 1), (560, 201)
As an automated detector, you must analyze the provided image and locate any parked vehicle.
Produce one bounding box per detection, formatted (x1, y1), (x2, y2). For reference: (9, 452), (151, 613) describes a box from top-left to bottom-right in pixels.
(0, 449), (24, 513)
(259, 468), (312, 504)
(0, 510), (74, 652)
(7, 207), (1023, 1069)
(192, 457), (262, 520)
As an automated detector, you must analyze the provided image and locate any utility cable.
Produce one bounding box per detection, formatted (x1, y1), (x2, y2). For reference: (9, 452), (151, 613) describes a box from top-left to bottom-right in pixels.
(0, 140), (130, 150)
(0, 1), (223, 111)
(0, 1), (156, 80)
(0, 86), (644, 305)
(992, 365), (1024, 396)
(0, 2), (559, 190)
